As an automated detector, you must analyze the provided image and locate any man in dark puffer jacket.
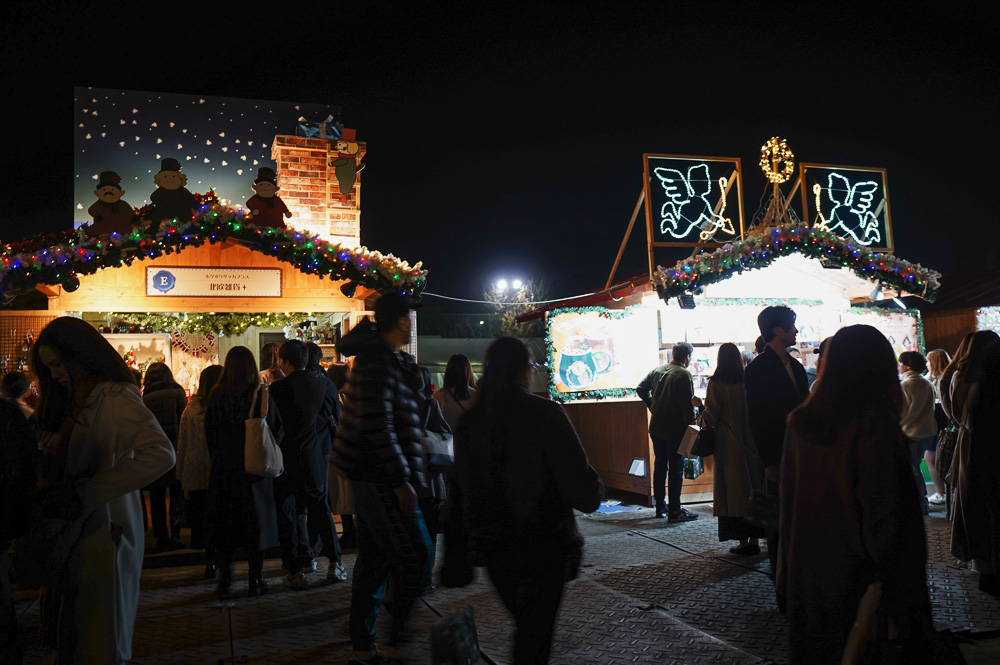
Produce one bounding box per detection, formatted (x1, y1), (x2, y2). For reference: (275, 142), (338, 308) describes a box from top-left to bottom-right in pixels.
(332, 292), (433, 664)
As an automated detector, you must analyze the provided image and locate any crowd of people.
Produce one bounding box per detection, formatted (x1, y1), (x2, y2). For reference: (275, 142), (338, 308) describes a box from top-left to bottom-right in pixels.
(1, 299), (997, 664)
(639, 305), (999, 663)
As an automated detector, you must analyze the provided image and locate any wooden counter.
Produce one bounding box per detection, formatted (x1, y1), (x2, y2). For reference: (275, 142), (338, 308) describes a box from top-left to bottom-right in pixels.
(563, 399), (713, 506)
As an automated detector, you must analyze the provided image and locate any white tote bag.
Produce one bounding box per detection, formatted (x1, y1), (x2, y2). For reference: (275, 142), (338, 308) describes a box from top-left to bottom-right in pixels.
(677, 422), (701, 458)
(244, 383), (284, 478)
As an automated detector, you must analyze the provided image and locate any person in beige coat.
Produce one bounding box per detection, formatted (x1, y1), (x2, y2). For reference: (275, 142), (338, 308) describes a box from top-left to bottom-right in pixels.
(898, 351), (938, 513)
(702, 343), (764, 555)
(176, 364), (224, 575)
(32, 317), (175, 665)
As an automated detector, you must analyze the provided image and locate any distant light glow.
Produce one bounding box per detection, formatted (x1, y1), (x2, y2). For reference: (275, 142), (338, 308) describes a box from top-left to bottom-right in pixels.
(512, 279), (522, 289)
(496, 279), (508, 290)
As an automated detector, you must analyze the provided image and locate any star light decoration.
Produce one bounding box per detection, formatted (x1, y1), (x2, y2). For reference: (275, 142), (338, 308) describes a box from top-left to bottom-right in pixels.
(0, 192), (427, 298)
(651, 222), (942, 302)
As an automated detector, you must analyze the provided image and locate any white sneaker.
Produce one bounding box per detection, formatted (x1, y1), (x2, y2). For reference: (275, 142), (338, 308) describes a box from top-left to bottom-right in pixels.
(928, 492), (946, 505)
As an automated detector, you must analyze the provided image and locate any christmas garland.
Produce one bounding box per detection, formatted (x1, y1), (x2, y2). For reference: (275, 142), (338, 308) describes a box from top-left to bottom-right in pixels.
(544, 305), (646, 402)
(652, 223), (941, 303)
(106, 312), (310, 337)
(846, 305), (926, 354)
(0, 193), (427, 297)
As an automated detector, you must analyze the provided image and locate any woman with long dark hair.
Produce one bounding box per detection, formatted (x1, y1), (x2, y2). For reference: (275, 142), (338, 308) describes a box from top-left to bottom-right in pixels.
(31, 317), (175, 664)
(780, 325), (933, 664)
(432, 353), (478, 431)
(940, 330), (1000, 593)
(258, 341), (285, 385)
(206, 346), (283, 598)
(448, 337), (603, 664)
(142, 361), (188, 551)
(176, 363), (224, 576)
(702, 342), (764, 555)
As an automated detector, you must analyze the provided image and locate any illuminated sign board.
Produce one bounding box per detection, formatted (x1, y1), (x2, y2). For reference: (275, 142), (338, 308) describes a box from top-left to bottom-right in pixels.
(146, 267), (281, 297)
(642, 154), (745, 248)
(800, 163), (894, 252)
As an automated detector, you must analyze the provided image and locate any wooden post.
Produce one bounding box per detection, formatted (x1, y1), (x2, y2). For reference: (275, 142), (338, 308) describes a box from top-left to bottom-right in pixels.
(605, 190), (645, 290)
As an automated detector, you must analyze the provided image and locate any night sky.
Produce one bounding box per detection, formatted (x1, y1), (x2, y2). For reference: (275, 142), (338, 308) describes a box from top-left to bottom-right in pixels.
(72, 88), (341, 222)
(3, 3), (997, 306)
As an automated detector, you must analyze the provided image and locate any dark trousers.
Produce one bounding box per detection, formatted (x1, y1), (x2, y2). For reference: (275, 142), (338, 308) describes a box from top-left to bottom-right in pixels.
(149, 481), (183, 542)
(186, 489), (209, 550)
(651, 434), (685, 514)
(349, 480), (433, 651)
(276, 475), (342, 571)
(764, 478), (786, 612)
(487, 550), (567, 665)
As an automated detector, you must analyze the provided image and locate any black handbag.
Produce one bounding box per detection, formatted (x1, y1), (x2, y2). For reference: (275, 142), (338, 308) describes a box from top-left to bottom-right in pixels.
(692, 425), (716, 457)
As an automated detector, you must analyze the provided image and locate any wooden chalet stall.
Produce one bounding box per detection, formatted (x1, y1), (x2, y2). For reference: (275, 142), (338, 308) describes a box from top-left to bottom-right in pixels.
(527, 139), (941, 507)
(528, 225), (940, 507)
(1, 130), (425, 381)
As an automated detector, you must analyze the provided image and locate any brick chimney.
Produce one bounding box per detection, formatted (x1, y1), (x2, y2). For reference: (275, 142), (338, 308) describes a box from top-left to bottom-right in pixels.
(271, 134), (365, 245)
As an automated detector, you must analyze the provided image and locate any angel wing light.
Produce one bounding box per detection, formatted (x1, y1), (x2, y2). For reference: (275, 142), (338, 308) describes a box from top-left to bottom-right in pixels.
(653, 163), (736, 241)
(816, 172), (882, 245)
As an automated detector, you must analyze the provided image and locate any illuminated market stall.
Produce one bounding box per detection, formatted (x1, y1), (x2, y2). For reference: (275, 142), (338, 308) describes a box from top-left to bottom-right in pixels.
(0, 108), (425, 385)
(535, 139), (941, 504)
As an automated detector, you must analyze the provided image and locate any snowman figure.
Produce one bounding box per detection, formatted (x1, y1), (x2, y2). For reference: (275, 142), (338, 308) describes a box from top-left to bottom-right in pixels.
(87, 171), (136, 237)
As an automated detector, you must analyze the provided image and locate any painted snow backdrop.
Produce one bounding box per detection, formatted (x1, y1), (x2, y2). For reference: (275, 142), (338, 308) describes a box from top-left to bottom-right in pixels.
(74, 88), (341, 227)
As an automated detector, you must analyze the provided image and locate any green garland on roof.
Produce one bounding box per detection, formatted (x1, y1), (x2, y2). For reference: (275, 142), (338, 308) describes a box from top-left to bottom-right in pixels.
(0, 196), (426, 297)
(106, 312), (310, 337)
(652, 223), (941, 303)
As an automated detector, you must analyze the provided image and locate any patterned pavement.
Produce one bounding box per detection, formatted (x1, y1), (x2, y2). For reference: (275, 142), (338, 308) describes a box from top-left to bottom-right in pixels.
(13, 501), (1000, 664)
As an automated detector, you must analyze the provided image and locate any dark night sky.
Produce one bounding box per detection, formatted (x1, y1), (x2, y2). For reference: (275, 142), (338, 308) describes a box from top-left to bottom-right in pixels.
(2, 2), (997, 305)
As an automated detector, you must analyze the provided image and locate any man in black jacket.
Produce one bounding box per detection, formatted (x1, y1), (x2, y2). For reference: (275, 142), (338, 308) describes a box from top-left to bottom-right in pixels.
(270, 340), (346, 588)
(744, 306), (809, 609)
(332, 293), (433, 664)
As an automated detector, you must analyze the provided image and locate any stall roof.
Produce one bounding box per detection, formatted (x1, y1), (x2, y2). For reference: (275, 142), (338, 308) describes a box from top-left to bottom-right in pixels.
(0, 203), (426, 299)
(919, 268), (1000, 312)
(520, 223), (942, 321)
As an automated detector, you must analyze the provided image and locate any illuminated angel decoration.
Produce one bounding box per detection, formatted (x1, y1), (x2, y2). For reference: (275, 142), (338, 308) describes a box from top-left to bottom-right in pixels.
(814, 173), (882, 245)
(653, 163), (736, 241)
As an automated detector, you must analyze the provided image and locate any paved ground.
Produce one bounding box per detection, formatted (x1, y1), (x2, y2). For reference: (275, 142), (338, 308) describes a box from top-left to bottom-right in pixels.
(14, 499), (1000, 664)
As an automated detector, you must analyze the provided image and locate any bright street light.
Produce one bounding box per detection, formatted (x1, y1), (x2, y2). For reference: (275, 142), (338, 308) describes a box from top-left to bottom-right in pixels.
(496, 279), (508, 291)
(511, 279), (522, 289)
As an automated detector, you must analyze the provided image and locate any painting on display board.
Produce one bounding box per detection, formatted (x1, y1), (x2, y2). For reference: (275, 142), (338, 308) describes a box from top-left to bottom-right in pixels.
(978, 306), (1000, 334)
(547, 307), (659, 401)
(841, 309), (922, 356)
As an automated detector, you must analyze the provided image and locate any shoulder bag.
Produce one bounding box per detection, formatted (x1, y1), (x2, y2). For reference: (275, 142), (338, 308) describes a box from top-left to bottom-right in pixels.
(691, 411), (716, 457)
(422, 397), (455, 473)
(244, 384), (284, 478)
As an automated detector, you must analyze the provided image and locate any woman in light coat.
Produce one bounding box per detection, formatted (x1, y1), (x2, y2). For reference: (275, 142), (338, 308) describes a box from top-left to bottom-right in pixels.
(32, 317), (175, 665)
(701, 342), (764, 555)
(898, 351), (938, 512)
(176, 364), (224, 575)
